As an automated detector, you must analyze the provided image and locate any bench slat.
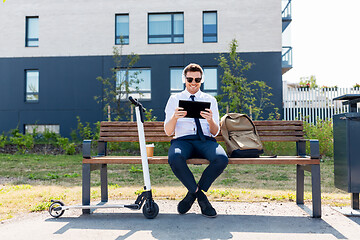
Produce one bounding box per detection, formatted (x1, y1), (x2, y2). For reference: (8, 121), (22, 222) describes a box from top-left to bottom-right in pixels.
(258, 136), (303, 141)
(255, 125), (303, 131)
(99, 137), (173, 142)
(83, 156), (320, 165)
(99, 131), (304, 138)
(100, 127), (304, 134)
(101, 127), (165, 132)
(253, 120), (303, 126)
(100, 126), (304, 132)
(100, 132), (168, 137)
(100, 121), (303, 127)
(98, 135), (304, 142)
(101, 122), (161, 127)
(257, 131), (304, 136)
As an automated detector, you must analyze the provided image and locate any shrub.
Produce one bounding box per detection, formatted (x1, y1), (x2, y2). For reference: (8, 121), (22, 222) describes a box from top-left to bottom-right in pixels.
(70, 129), (78, 142)
(92, 121), (101, 141)
(303, 119), (333, 157)
(145, 108), (157, 122)
(41, 129), (59, 145)
(76, 116), (93, 141)
(262, 142), (296, 156)
(0, 134), (7, 148)
(9, 129), (34, 154)
(57, 137), (76, 155)
(32, 128), (60, 146)
(74, 117), (101, 142)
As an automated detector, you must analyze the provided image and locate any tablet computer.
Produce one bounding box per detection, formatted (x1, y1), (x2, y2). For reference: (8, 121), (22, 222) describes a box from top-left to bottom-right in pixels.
(178, 100), (211, 119)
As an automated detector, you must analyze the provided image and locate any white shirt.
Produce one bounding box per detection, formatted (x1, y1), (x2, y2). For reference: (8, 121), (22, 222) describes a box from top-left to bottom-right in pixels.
(164, 89), (221, 138)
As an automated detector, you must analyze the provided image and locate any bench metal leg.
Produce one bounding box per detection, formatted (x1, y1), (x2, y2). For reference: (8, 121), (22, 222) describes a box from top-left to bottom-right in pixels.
(352, 193), (359, 210)
(82, 163), (91, 214)
(101, 164), (108, 202)
(98, 141), (107, 156)
(296, 140), (306, 157)
(296, 164), (304, 204)
(311, 164), (321, 218)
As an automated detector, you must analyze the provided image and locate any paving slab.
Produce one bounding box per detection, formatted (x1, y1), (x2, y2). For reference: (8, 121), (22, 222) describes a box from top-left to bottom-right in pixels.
(1, 200), (360, 240)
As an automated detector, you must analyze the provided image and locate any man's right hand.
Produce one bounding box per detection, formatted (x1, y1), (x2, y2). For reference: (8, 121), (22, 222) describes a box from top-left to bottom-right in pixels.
(165, 107), (187, 136)
(173, 107), (187, 119)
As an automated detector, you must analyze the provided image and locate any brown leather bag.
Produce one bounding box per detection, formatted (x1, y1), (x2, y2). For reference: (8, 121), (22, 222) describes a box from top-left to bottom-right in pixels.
(220, 113), (263, 158)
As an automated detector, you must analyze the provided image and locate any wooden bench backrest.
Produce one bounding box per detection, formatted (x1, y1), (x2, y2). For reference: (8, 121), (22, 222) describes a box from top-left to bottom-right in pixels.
(98, 121), (304, 143)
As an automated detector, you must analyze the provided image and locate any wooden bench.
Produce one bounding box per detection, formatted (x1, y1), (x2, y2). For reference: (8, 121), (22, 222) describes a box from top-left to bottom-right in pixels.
(82, 120), (322, 218)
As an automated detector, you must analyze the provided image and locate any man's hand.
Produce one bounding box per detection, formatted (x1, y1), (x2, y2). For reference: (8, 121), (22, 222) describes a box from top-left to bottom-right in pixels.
(201, 108), (219, 135)
(165, 107), (187, 136)
(200, 108), (213, 122)
(173, 107), (187, 119)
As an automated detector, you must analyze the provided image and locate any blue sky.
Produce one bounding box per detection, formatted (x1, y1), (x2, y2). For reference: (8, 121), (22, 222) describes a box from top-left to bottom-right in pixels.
(282, 0), (360, 88)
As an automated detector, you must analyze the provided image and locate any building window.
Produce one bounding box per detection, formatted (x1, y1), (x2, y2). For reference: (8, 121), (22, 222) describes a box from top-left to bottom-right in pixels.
(115, 14), (129, 45)
(148, 13), (184, 44)
(25, 70), (39, 102)
(203, 12), (217, 43)
(117, 69), (151, 100)
(170, 67), (184, 94)
(203, 67), (217, 96)
(25, 124), (60, 134)
(25, 16), (39, 47)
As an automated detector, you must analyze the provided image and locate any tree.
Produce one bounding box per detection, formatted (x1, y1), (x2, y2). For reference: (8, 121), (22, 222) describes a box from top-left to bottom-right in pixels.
(251, 80), (274, 120)
(95, 43), (141, 121)
(216, 39), (273, 119)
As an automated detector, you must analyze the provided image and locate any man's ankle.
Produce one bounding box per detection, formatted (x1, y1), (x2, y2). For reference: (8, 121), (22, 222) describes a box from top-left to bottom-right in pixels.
(195, 189), (207, 200)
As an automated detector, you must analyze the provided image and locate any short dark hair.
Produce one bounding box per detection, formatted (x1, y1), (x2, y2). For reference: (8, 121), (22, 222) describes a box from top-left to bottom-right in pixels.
(184, 63), (203, 77)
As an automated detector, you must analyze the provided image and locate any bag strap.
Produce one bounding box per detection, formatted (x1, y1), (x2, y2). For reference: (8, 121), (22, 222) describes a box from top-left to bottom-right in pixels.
(241, 114), (258, 135)
(220, 114), (230, 140)
(242, 114), (263, 148)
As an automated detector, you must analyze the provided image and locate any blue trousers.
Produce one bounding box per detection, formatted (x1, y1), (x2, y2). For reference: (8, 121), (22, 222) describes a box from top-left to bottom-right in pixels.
(168, 135), (229, 193)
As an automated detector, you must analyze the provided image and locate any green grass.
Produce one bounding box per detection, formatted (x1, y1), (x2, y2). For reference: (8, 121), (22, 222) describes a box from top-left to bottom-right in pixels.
(0, 154), (82, 186)
(0, 154), (341, 193)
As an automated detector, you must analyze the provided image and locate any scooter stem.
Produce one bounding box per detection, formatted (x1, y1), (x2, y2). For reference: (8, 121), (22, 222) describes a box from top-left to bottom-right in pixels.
(135, 105), (152, 190)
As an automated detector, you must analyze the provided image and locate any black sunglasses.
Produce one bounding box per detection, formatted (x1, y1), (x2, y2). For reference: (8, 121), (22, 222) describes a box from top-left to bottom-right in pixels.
(186, 77), (202, 83)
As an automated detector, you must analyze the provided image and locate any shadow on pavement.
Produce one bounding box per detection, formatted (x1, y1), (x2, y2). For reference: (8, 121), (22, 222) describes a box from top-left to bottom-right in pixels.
(349, 217), (360, 225)
(46, 212), (347, 240)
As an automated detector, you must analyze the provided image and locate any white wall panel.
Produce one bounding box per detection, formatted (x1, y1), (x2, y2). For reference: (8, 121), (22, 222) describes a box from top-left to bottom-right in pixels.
(0, 0), (282, 57)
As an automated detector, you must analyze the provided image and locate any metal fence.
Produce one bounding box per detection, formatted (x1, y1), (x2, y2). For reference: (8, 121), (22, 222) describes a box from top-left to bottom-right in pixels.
(283, 86), (360, 123)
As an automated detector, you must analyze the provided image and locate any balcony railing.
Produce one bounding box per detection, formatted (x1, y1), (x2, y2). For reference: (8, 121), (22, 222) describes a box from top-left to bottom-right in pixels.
(282, 46), (293, 72)
(282, 0), (292, 19)
(282, 0), (292, 32)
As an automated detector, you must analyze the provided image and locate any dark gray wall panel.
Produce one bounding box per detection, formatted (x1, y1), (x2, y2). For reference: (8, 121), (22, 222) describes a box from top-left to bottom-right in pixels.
(0, 52), (282, 137)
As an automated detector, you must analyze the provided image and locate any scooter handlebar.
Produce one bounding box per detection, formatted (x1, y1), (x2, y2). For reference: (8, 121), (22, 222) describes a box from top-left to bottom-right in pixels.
(129, 96), (139, 106)
(129, 96), (145, 123)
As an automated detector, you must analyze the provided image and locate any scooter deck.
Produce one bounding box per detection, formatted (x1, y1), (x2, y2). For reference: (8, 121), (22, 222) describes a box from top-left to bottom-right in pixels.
(55, 203), (140, 211)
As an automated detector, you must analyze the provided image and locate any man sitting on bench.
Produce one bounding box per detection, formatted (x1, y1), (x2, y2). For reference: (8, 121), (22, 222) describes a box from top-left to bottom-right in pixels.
(164, 63), (229, 218)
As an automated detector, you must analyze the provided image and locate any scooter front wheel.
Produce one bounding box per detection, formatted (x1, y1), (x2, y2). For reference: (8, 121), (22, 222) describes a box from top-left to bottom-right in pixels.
(142, 201), (159, 219)
(49, 201), (65, 218)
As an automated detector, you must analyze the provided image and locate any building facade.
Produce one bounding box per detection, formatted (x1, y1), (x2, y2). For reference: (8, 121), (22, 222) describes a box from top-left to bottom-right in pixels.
(0, 0), (291, 136)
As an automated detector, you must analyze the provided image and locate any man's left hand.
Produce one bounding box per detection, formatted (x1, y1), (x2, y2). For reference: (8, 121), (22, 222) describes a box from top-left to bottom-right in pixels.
(200, 108), (213, 122)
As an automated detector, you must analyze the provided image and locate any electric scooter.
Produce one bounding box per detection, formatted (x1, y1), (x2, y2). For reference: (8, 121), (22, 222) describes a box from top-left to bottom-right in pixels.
(48, 96), (159, 219)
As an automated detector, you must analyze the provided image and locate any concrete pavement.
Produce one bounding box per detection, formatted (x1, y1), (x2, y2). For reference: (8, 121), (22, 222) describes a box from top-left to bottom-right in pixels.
(1, 200), (360, 240)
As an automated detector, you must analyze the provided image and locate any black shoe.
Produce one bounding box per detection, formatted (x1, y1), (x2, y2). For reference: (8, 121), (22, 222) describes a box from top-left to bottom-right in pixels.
(196, 190), (217, 218)
(177, 191), (197, 214)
